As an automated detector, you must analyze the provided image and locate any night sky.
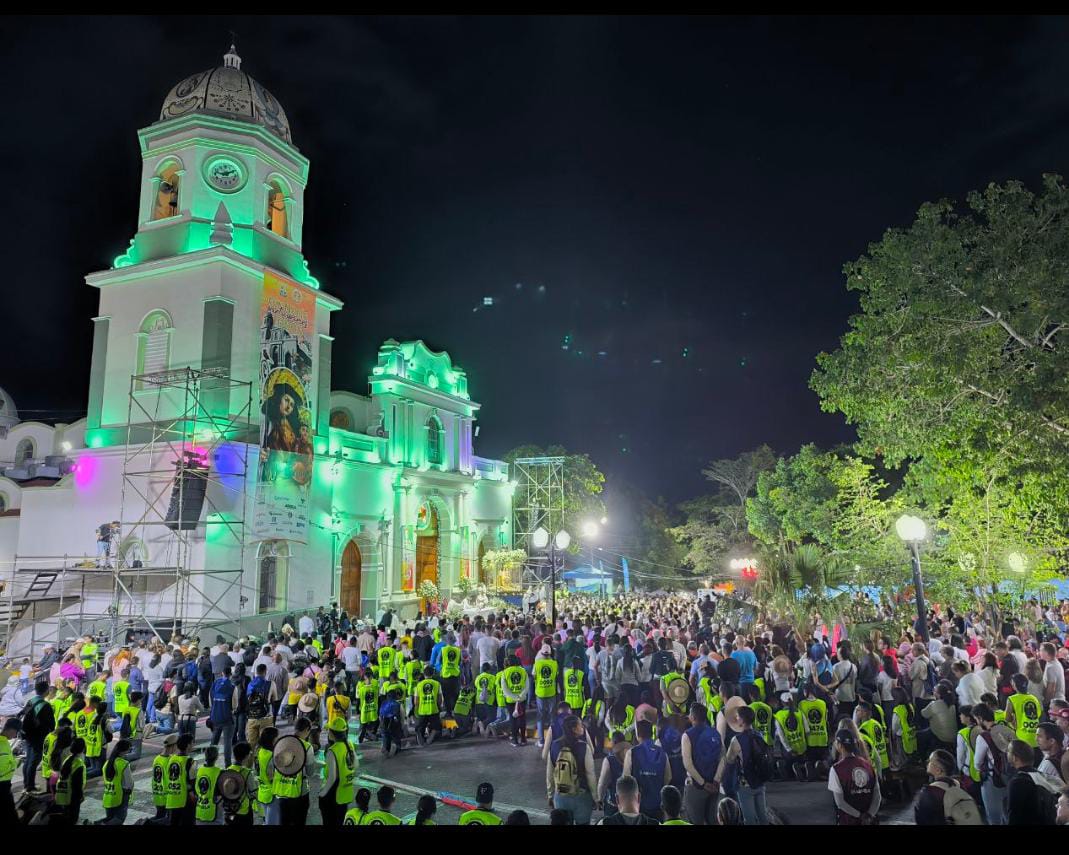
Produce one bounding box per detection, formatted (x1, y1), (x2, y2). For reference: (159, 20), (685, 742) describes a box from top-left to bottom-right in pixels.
(6, 16), (1069, 505)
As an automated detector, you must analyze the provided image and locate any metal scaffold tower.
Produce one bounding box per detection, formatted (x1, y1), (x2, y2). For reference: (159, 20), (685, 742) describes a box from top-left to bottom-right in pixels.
(117, 366), (254, 644)
(512, 456), (565, 588)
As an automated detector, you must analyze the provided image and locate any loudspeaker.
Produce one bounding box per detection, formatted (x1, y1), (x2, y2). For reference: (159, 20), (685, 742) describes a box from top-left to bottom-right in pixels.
(165, 454), (209, 531)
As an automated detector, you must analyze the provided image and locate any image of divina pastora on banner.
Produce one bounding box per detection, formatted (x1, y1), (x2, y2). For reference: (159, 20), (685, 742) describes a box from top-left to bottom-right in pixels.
(254, 271), (316, 543)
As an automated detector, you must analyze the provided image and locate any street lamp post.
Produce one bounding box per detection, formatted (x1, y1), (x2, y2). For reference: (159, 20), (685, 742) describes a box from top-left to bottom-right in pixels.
(895, 514), (929, 644)
(532, 526), (571, 627)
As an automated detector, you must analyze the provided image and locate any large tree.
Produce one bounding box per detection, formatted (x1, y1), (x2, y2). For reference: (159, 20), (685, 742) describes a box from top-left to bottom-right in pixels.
(811, 175), (1069, 475)
(811, 176), (1069, 608)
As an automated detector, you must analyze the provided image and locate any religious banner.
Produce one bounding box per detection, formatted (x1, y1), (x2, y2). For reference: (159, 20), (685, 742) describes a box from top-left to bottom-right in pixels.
(402, 560), (415, 592)
(253, 271), (316, 543)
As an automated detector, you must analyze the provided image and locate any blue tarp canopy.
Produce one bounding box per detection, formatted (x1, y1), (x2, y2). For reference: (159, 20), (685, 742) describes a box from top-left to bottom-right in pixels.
(561, 565), (614, 581)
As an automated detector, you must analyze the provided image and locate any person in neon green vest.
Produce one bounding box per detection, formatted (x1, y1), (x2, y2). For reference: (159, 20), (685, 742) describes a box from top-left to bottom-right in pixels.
(96, 738), (134, 825)
(458, 780), (503, 825)
(320, 717), (356, 826)
(194, 745), (223, 825)
(1004, 673), (1042, 748)
(660, 784), (691, 824)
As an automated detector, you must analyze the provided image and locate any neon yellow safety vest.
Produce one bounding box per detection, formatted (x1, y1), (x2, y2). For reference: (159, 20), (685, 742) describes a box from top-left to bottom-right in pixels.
(441, 646), (462, 679)
(343, 807), (366, 826)
(165, 755), (192, 810)
(750, 701), (774, 746)
(363, 809), (402, 825)
(41, 732), (57, 779)
(893, 703), (918, 755)
(859, 731), (879, 773)
(226, 764), (252, 815)
(88, 679), (106, 702)
(458, 808), (502, 825)
(753, 677), (766, 700)
(957, 726), (981, 783)
(698, 677), (716, 722)
(85, 713), (105, 758)
(582, 698), (605, 724)
(859, 718), (890, 771)
(474, 672), (496, 705)
(358, 682), (379, 723)
(55, 757), (86, 807)
(328, 740), (356, 805)
(1008, 693), (1041, 747)
(81, 643), (99, 669)
(377, 647), (396, 678)
(102, 757), (129, 809)
(501, 666), (528, 703)
(256, 748), (274, 804)
(454, 688), (475, 717)
(123, 707), (141, 741)
(112, 680), (130, 716)
(534, 659), (559, 699)
(194, 765), (222, 822)
(994, 709), (1007, 724)
(799, 699), (828, 748)
(73, 709), (90, 742)
(405, 659), (423, 693)
(0, 736), (14, 784)
(564, 667), (584, 710)
(609, 705), (636, 741)
(152, 754), (169, 807)
(416, 679), (441, 716)
(272, 739), (310, 799)
(663, 818), (691, 825)
(774, 709), (806, 756)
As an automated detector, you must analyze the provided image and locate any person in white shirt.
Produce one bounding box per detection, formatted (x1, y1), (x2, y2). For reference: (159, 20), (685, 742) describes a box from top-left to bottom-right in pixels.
(1006, 637), (1029, 673)
(298, 613), (315, 637)
(1041, 642), (1066, 704)
(952, 661), (985, 707)
(477, 631), (502, 672)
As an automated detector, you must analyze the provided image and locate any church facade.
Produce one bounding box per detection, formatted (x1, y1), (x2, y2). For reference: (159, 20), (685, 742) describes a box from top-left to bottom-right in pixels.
(0, 47), (513, 655)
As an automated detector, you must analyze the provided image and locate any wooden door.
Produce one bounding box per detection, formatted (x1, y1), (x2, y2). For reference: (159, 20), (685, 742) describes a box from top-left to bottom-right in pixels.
(340, 539), (361, 617)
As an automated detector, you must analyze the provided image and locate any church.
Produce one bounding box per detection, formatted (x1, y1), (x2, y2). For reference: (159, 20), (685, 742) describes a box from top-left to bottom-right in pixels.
(0, 46), (514, 656)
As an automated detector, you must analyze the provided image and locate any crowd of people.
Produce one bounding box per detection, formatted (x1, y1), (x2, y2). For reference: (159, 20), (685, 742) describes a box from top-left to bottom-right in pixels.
(2, 592), (1069, 827)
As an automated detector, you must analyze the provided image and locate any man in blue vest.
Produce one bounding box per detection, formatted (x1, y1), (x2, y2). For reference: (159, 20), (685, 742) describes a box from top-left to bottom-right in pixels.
(622, 719), (671, 820)
(209, 666), (240, 767)
(681, 702), (722, 824)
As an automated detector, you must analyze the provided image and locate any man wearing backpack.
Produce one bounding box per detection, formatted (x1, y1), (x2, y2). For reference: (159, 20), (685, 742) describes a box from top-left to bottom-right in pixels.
(909, 643), (936, 712)
(973, 702), (1014, 825)
(20, 680), (54, 792)
(1006, 738), (1060, 825)
(622, 719), (671, 819)
(710, 705), (771, 825)
(914, 749), (982, 825)
(596, 775), (659, 825)
(546, 714), (599, 824)
(246, 664), (274, 746)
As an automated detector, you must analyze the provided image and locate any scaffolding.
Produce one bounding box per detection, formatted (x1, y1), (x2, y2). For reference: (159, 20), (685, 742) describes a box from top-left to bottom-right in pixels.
(115, 365), (255, 645)
(512, 456), (566, 588)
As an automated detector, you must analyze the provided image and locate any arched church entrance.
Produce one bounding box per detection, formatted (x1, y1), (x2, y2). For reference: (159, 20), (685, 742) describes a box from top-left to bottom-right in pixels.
(340, 539), (361, 618)
(415, 503), (439, 612)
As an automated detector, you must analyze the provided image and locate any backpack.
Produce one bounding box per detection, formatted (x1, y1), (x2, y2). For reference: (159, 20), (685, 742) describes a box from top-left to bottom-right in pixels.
(930, 781), (982, 825)
(922, 659), (938, 697)
(154, 685), (169, 711)
(981, 725), (1014, 788)
(183, 660), (198, 684)
(1025, 772), (1061, 825)
(19, 696), (49, 742)
(247, 686), (269, 720)
(553, 745), (581, 796)
(816, 659), (833, 687)
(742, 731), (774, 787)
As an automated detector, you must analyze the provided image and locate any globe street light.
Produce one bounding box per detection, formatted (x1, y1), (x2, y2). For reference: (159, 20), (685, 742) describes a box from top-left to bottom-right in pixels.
(532, 526), (570, 625)
(896, 514), (929, 643)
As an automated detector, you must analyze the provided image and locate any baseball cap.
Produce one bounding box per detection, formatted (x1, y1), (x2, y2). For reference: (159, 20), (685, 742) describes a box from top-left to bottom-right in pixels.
(476, 781), (494, 803)
(163, 733), (180, 746)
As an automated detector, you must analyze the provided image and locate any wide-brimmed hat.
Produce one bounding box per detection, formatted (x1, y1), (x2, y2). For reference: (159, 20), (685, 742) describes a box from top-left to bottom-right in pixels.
(298, 692), (319, 713)
(724, 696), (747, 733)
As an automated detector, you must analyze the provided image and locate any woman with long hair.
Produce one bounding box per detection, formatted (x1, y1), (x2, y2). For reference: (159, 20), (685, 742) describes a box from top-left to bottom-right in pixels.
(829, 729), (880, 825)
(978, 652), (999, 695)
(617, 642), (640, 708)
(409, 794), (437, 826)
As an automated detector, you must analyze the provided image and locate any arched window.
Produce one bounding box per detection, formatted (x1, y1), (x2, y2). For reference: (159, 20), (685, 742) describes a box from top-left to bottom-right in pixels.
(136, 310), (173, 388)
(266, 180), (288, 238)
(151, 162), (181, 221)
(426, 415), (443, 465)
(15, 438), (34, 465)
(258, 540), (289, 613)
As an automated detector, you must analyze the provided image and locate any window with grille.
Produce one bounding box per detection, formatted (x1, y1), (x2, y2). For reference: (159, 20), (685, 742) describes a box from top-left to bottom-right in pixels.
(136, 310), (172, 389)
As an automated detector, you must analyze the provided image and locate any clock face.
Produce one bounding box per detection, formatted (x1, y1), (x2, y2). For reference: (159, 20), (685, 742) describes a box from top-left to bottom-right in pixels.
(204, 157), (245, 192)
